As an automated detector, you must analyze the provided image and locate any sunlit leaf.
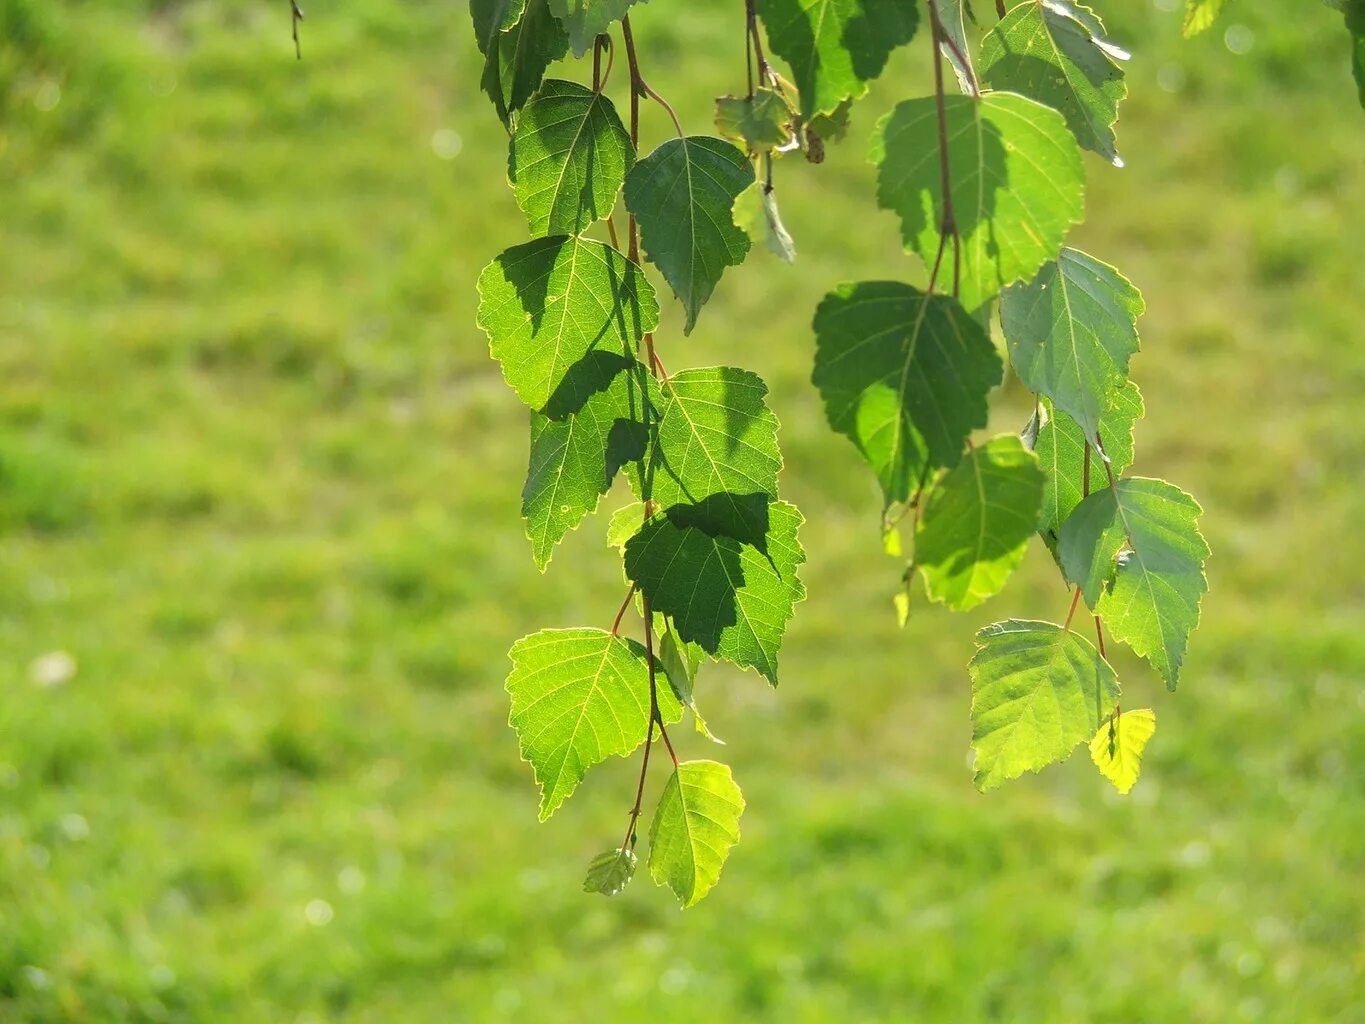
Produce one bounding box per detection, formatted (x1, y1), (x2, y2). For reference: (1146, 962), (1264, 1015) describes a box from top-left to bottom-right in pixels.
(649, 760), (744, 907)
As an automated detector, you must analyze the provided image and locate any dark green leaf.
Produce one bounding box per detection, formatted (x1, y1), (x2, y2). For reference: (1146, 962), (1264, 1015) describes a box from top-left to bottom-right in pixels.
(476, 236), (658, 411)
(471, 0), (528, 54)
(624, 500), (805, 685)
(481, 0), (569, 127)
(980, 2), (1129, 164)
(1001, 248), (1144, 442)
(757, 0), (919, 118)
(969, 619), (1120, 791)
(505, 627), (682, 819)
(811, 281), (1002, 509)
(916, 435), (1044, 610)
(624, 137), (753, 334)
(871, 92), (1085, 312)
(648, 760), (744, 907)
(509, 80), (634, 236)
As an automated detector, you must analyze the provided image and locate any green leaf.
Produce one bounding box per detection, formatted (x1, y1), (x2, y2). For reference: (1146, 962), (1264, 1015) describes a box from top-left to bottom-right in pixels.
(476, 236), (659, 411)
(480, 0), (569, 126)
(1345, 0), (1365, 108)
(508, 80), (635, 237)
(969, 619), (1120, 791)
(606, 500), (649, 550)
(757, 0), (919, 119)
(505, 627), (682, 820)
(548, 0), (641, 57)
(1089, 708), (1155, 795)
(811, 281), (1002, 509)
(1182, 0), (1226, 37)
(583, 846), (638, 895)
(1057, 478), (1210, 688)
(1001, 248), (1144, 443)
(915, 435), (1044, 611)
(715, 89), (793, 151)
(522, 356), (651, 569)
(871, 92), (1085, 312)
(936, 0), (979, 95)
(1032, 383), (1143, 549)
(979, 2), (1129, 165)
(659, 622), (723, 744)
(624, 500), (805, 685)
(647, 367), (783, 544)
(733, 182), (797, 263)
(471, 0), (528, 54)
(648, 760), (744, 907)
(624, 136), (753, 334)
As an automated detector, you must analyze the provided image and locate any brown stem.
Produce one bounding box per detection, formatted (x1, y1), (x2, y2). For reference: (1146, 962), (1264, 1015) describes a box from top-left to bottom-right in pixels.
(1063, 586), (1083, 629)
(926, 1), (961, 298)
(995, 0), (1008, 19)
(1093, 614), (1107, 658)
(621, 717), (656, 850)
(611, 583), (637, 635)
(290, 0), (304, 60)
(621, 15), (684, 137)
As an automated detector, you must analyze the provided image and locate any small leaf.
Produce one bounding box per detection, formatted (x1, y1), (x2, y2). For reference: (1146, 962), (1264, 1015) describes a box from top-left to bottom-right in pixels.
(916, 435), (1045, 611)
(624, 137), (753, 334)
(583, 846), (638, 895)
(509, 80), (635, 237)
(1034, 384), (1143, 549)
(480, 0), (569, 126)
(476, 236), (658, 411)
(659, 623), (724, 744)
(936, 0), (979, 94)
(980, 2), (1129, 165)
(522, 357), (651, 569)
(715, 89), (793, 151)
(606, 500), (649, 550)
(1057, 478), (1210, 688)
(1089, 708), (1156, 795)
(647, 366), (783, 544)
(871, 92), (1085, 312)
(1001, 248), (1144, 443)
(648, 760), (745, 907)
(506, 627), (682, 819)
(732, 182), (797, 263)
(969, 619), (1120, 791)
(757, 0), (919, 118)
(811, 281), (1002, 509)
(1182, 0), (1227, 37)
(549, 0), (640, 57)
(625, 500), (806, 685)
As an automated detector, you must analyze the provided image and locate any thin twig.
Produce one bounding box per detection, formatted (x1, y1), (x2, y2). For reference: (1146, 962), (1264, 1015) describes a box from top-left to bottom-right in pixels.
(1063, 586), (1083, 629)
(926, 1), (961, 297)
(1093, 615), (1107, 658)
(611, 584), (637, 635)
(621, 15), (684, 137)
(995, 0), (1008, 19)
(290, 0), (304, 60)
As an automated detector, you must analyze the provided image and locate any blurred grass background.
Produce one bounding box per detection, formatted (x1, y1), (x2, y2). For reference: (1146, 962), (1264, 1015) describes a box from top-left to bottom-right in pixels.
(1, 0), (1363, 1020)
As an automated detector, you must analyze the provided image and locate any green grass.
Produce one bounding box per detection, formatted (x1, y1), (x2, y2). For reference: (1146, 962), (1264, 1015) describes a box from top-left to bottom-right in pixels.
(1, 0), (1363, 1020)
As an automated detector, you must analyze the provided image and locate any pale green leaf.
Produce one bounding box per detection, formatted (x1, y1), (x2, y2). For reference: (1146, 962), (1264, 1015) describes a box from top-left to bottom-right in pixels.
(480, 0), (569, 126)
(757, 0), (919, 118)
(733, 182), (797, 263)
(715, 89), (793, 151)
(871, 92), (1085, 312)
(811, 281), (1002, 509)
(506, 627), (682, 819)
(624, 136), (752, 334)
(606, 500), (649, 550)
(624, 500), (805, 685)
(937, 0), (979, 95)
(647, 366), (782, 544)
(1182, 0), (1226, 37)
(509, 80), (634, 237)
(1032, 383), (1143, 549)
(659, 623), (723, 744)
(476, 236), (658, 411)
(549, 0), (641, 57)
(916, 435), (1044, 611)
(1001, 248), (1144, 443)
(522, 356), (651, 569)
(969, 619), (1120, 791)
(1089, 708), (1156, 795)
(980, 2), (1129, 165)
(648, 760), (744, 907)
(1057, 478), (1210, 688)
(582, 847), (638, 895)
